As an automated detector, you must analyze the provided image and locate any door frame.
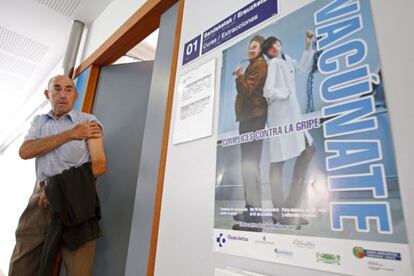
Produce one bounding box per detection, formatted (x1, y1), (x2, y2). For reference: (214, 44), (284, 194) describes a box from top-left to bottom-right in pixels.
(73, 1), (185, 275)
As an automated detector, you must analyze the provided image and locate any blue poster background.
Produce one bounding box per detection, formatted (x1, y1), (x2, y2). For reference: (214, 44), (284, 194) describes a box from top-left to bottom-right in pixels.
(215, 0), (407, 244)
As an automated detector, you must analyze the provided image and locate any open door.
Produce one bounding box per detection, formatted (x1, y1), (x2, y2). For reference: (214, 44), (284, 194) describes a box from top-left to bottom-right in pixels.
(91, 61), (153, 276)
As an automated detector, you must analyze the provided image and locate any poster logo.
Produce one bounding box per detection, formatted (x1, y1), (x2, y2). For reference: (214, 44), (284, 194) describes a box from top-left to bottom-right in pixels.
(353, 246), (365, 259)
(227, 234), (249, 242)
(352, 246), (401, 261)
(292, 239), (315, 249)
(316, 252), (341, 265)
(216, 233), (226, 247)
(274, 248), (293, 258)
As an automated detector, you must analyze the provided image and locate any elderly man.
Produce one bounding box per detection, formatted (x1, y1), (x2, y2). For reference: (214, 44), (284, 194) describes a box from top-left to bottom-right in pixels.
(9, 75), (106, 276)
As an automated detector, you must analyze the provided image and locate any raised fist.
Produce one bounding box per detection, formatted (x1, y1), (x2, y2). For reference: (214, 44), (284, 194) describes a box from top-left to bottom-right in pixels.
(305, 31), (315, 50)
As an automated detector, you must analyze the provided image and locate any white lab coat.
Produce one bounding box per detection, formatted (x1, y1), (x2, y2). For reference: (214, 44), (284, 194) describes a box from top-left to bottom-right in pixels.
(264, 49), (314, 162)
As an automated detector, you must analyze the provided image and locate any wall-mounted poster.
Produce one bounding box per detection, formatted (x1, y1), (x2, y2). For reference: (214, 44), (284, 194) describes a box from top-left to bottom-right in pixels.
(173, 59), (216, 144)
(213, 1), (412, 275)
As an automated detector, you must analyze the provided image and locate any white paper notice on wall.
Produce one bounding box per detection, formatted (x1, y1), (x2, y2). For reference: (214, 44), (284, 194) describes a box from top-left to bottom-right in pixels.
(173, 59), (216, 144)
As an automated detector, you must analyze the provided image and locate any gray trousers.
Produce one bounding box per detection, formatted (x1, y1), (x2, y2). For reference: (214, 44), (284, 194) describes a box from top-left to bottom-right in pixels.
(8, 183), (96, 276)
(239, 115), (266, 208)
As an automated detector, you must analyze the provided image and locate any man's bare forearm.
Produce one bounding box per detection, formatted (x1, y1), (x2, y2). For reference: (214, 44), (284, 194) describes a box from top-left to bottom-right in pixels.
(19, 130), (73, 159)
(19, 122), (102, 160)
(87, 137), (106, 177)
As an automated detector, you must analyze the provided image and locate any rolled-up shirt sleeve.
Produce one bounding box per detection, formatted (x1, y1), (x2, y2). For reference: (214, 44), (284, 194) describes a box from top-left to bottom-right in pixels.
(83, 113), (104, 133)
(24, 115), (42, 141)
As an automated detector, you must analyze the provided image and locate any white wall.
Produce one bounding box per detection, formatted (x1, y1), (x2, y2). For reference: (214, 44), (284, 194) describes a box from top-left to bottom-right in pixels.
(0, 62), (64, 275)
(371, 0), (414, 266)
(0, 136), (36, 275)
(155, 0), (414, 275)
(79, 0), (147, 63)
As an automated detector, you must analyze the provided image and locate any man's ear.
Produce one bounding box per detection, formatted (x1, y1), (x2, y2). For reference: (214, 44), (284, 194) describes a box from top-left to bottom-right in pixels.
(74, 90), (79, 101)
(44, 89), (49, 99)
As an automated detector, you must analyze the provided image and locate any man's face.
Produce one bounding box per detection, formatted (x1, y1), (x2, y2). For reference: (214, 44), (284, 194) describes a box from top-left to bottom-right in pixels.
(266, 41), (282, 59)
(44, 76), (77, 118)
(247, 40), (261, 61)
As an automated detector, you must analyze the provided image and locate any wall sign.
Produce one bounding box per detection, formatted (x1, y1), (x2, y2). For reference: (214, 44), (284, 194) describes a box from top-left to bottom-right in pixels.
(182, 0), (279, 65)
(173, 59), (216, 144)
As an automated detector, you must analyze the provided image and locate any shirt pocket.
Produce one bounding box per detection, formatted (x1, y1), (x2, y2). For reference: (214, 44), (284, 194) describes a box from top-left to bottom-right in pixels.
(63, 140), (88, 165)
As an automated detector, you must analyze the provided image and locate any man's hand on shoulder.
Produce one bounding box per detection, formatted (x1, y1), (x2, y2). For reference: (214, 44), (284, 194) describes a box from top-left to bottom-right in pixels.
(70, 122), (102, 140)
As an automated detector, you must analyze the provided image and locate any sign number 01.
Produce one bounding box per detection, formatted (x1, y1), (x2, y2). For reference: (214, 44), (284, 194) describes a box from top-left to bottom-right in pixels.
(183, 35), (201, 65)
(186, 39), (198, 56)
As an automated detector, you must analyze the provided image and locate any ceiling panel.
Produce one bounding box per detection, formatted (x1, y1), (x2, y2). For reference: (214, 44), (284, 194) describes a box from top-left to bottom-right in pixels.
(35, 0), (81, 17)
(0, 52), (36, 78)
(0, 26), (48, 63)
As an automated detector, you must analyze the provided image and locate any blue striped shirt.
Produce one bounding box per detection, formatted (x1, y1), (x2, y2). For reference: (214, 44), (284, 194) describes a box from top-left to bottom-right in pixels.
(24, 110), (103, 181)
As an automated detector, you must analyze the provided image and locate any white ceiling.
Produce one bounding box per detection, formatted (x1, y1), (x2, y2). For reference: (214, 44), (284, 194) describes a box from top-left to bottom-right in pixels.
(0, 0), (114, 152)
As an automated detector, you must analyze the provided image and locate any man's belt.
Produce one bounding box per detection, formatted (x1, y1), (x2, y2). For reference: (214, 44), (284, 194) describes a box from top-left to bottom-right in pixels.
(39, 178), (52, 187)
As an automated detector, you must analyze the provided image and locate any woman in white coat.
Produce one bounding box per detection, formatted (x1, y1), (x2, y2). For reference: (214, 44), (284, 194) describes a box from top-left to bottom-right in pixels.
(263, 32), (316, 227)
